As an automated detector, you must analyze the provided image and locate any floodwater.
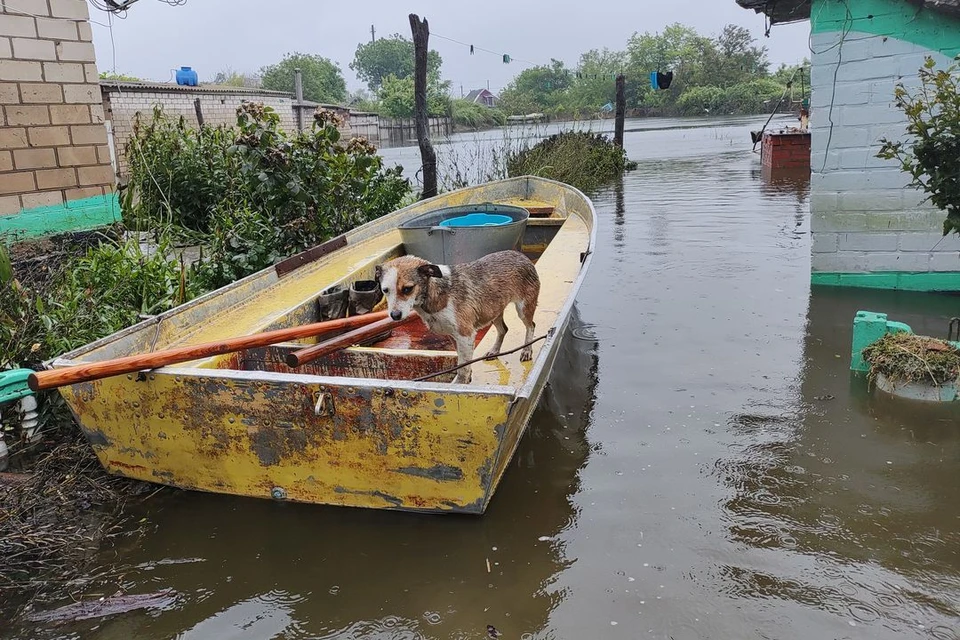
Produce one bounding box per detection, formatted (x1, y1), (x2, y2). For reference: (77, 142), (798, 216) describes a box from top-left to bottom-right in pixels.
(7, 115), (960, 639)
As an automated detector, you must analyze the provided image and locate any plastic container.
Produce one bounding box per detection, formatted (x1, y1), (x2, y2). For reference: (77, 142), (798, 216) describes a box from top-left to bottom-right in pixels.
(399, 203), (528, 265)
(175, 66), (198, 87)
(438, 213), (512, 228)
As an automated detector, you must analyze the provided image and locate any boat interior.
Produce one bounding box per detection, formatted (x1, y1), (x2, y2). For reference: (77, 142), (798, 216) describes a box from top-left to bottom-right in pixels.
(61, 187), (592, 389)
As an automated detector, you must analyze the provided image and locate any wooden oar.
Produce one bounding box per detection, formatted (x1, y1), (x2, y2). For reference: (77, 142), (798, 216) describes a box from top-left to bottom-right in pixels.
(27, 311), (390, 392)
(286, 312), (418, 368)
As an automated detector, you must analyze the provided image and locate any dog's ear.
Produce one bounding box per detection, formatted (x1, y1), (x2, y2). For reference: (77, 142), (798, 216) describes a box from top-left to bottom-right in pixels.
(374, 264), (382, 283)
(417, 264), (443, 279)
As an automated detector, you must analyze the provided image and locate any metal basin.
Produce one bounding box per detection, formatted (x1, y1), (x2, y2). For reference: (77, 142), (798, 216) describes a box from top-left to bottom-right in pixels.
(399, 203), (529, 265)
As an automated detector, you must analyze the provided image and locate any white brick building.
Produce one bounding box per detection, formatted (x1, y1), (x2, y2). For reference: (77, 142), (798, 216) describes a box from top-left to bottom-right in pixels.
(738, 0), (960, 291)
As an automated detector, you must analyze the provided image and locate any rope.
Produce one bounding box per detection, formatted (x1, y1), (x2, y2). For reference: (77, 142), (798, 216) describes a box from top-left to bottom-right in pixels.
(413, 329), (554, 382)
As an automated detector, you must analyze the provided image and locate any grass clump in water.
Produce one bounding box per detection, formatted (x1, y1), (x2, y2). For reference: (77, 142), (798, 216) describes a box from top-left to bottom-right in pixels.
(506, 131), (636, 193)
(861, 332), (960, 385)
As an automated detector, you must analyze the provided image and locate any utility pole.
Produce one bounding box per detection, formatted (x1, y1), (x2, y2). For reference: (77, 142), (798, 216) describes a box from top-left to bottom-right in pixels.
(370, 25), (375, 42)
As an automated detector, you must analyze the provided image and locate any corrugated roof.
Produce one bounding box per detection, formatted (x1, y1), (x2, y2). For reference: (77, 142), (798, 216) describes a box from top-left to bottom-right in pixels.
(99, 80), (293, 97)
(736, 0), (959, 23)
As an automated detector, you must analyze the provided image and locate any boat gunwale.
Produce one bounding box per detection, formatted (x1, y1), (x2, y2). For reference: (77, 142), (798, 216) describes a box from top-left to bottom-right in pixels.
(44, 176), (597, 399)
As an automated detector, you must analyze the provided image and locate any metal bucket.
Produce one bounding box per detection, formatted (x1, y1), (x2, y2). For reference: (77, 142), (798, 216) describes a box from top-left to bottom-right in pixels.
(399, 203), (529, 265)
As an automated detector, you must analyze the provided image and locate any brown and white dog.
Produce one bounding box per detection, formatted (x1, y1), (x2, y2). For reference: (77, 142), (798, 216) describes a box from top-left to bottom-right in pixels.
(375, 250), (540, 384)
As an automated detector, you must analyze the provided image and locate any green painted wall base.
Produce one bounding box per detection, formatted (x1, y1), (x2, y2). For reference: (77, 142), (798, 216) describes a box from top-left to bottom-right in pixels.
(812, 271), (960, 293)
(0, 193), (120, 243)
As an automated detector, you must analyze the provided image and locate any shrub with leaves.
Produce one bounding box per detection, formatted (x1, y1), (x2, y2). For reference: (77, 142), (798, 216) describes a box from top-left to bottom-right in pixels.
(506, 131), (636, 193)
(878, 56), (960, 236)
(125, 103), (411, 289)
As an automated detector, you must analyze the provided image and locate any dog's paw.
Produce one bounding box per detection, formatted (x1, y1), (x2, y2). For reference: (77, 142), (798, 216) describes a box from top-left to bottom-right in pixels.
(483, 348), (500, 360)
(453, 370), (473, 385)
(520, 347), (533, 362)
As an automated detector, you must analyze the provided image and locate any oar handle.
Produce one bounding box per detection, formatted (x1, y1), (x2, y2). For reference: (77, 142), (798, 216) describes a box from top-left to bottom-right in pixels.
(286, 313), (418, 367)
(28, 311), (390, 392)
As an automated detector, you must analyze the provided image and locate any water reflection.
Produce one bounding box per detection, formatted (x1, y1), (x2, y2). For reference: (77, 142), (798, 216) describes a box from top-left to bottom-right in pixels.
(17, 307), (599, 640)
(714, 286), (960, 636)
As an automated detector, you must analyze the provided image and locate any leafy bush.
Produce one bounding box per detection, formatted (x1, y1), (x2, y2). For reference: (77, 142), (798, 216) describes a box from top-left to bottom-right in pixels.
(378, 74), (450, 118)
(0, 232), (194, 371)
(125, 103), (411, 288)
(878, 56), (960, 236)
(450, 99), (506, 129)
(506, 131), (635, 193)
(677, 86), (724, 115)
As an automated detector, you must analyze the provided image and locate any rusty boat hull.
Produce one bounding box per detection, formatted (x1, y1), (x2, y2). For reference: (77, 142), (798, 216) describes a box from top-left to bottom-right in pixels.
(49, 176), (597, 514)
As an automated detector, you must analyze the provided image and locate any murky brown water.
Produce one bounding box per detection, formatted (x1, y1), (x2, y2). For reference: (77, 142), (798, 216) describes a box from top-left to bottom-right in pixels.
(7, 116), (960, 639)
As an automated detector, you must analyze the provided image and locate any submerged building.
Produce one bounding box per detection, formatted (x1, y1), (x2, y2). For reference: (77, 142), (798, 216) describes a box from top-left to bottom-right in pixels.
(737, 0), (960, 291)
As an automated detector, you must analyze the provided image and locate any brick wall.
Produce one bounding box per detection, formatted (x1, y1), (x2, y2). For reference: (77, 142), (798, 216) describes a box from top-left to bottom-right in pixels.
(102, 85), (299, 176)
(808, 0), (960, 282)
(1, 0), (117, 238)
(101, 84), (388, 177)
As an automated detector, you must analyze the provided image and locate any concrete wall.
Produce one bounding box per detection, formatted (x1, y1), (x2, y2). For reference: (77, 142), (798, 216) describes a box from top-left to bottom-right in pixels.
(0, 0), (118, 242)
(808, 0), (960, 290)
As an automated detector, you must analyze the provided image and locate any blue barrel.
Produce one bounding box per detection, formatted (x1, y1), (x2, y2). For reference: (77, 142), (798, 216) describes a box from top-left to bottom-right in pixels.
(176, 66), (198, 86)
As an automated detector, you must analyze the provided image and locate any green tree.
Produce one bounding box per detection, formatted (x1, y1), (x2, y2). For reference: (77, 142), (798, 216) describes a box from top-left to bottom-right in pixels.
(878, 57), (960, 236)
(713, 24), (770, 85)
(378, 74), (451, 118)
(351, 34), (442, 92)
(498, 59), (572, 114)
(566, 48), (626, 113)
(260, 52), (347, 103)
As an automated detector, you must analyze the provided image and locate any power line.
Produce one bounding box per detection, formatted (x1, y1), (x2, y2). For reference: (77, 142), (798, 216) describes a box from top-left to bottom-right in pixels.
(430, 31), (539, 68)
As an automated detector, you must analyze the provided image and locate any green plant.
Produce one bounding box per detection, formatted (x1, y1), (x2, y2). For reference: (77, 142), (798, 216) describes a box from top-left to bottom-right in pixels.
(878, 56), (960, 236)
(260, 52), (347, 104)
(378, 74), (450, 118)
(450, 99), (505, 129)
(506, 130), (635, 193)
(124, 103), (410, 289)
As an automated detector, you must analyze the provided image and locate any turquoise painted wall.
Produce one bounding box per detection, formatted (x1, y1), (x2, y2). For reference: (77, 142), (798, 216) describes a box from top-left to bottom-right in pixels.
(0, 194), (121, 243)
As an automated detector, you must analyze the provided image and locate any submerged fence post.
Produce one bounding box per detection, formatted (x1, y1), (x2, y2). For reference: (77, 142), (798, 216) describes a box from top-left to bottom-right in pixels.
(294, 67), (304, 131)
(614, 74), (625, 148)
(409, 13), (437, 199)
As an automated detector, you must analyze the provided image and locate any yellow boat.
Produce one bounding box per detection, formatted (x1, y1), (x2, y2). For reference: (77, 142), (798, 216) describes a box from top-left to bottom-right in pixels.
(49, 176), (596, 514)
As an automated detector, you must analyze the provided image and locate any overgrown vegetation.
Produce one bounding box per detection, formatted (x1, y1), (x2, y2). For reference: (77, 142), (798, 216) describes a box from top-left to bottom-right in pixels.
(450, 98), (506, 130)
(505, 131), (636, 193)
(877, 56), (960, 237)
(862, 332), (960, 386)
(125, 103), (409, 288)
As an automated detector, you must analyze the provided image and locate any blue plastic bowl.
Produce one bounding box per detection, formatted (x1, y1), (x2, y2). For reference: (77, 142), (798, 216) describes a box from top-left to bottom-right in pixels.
(438, 213), (512, 228)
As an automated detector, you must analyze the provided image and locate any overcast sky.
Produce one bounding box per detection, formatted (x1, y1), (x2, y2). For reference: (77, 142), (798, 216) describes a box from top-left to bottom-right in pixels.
(88, 0), (810, 95)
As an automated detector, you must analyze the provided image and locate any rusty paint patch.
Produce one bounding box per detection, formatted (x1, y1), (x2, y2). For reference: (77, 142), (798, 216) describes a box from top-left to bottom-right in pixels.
(108, 460), (148, 474)
(394, 464), (464, 482)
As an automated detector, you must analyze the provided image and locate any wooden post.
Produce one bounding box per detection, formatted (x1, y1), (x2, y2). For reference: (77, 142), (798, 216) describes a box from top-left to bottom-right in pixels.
(614, 74), (625, 148)
(409, 13), (437, 199)
(193, 98), (204, 127)
(294, 67), (304, 131)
